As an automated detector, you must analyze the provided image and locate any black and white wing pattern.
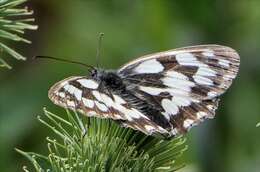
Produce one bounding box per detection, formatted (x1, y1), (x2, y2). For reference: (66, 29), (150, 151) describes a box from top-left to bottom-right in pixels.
(48, 76), (170, 136)
(117, 45), (239, 137)
(48, 76), (126, 120)
(48, 44), (240, 139)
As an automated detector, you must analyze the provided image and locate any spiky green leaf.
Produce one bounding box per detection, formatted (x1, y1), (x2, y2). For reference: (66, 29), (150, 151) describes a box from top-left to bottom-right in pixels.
(17, 108), (187, 171)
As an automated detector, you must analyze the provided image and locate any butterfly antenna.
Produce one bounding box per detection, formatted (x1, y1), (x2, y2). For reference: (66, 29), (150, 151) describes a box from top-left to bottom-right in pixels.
(96, 32), (104, 68)
(33, 56), (95, 72)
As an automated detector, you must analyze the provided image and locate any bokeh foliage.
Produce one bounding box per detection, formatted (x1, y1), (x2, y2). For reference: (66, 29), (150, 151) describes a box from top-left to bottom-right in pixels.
(0, 0), (37, 69)
(0, 0), (260, 172)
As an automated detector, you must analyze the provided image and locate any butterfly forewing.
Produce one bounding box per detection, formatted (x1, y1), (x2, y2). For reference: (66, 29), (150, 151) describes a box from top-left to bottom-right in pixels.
(119, 45), (239, 99)
(117, 45), (239, 136)
(48, 44), (240, 138)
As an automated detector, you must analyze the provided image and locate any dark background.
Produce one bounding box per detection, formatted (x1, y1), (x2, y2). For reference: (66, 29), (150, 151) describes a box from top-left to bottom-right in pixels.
(0, 0), (259, 171)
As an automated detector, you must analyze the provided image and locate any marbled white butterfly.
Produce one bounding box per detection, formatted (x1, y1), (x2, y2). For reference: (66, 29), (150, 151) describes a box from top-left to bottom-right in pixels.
(48, 45), (240, 138)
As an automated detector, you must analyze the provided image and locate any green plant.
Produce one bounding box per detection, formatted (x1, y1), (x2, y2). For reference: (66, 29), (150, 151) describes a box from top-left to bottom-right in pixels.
(17, 108), (187, 172)
(0, 0), (37, 69)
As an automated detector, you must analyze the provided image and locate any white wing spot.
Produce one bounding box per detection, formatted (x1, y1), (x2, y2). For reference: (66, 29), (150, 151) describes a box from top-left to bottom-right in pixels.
(82, 98), (94, 108)
(202, 51), (214, 57)
(196, 66), (216, 77)
(161, 99), (179, 116)
(117, 106), (148, 121)
(207, 91), (218, 98)
(162, 76), (195, 91)
(176, 52), (197, 66)
(144, 125), (155, 131)
(183, 119), (195, 129)
(64, 85), (75, 94)
(193, 75), (213, 85)
(218, 59), (230, 67)
(113, 95), (126, 104)
(92, 90), (102, 102)
(168, 88), (190, 96)
(95, 101), (108, 112)
(100, 93), (114, 107)
(74, 87), (82, 101)
(77, 79), (99, 89)
(165, 71), (188, 80)
(196, 111), (208, 119)
(139, 86), (163, 96)
(223, 74), (234, 81)
(67, 100), (76, 107)
(134, 59), (164, 73)
(176, 52), (217, 80)
(170, 128), (179, 136)
(59, 92), (65, 98)
(63, 84), (70, 91)
(64, 85), (83, 101)
(207, 105), (214, 110)
(172, 96), (191, 107)
(128, 108), (143, 119)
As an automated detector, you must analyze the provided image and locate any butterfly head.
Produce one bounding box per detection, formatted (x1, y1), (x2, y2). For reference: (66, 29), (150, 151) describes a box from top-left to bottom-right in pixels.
(90, 68), (124, 89)
(90, 67), (98, 78)
(89, 67), (108, 81)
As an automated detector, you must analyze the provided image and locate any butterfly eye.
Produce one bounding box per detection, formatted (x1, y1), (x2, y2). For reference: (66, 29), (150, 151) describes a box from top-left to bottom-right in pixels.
(90, 69), (97, 78)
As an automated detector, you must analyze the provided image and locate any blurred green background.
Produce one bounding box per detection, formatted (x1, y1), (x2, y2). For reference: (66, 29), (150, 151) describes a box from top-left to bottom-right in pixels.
(0, 0), (260, 171)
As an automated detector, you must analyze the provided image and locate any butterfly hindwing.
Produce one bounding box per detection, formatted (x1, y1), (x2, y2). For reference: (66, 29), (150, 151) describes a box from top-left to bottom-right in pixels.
(48, 76), (125, 120)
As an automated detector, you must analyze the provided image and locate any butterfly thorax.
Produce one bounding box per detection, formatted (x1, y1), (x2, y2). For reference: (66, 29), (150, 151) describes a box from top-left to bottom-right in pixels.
(92, 69), (125, 90)
(91, 69), (173, 131)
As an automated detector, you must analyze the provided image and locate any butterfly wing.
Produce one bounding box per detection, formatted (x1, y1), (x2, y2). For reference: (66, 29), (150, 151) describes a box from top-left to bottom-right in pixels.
(48, 76), (169, 136)
(119, 45), (239, 99)
(118, 45), (240, 137)
(48, 76), (126, 120)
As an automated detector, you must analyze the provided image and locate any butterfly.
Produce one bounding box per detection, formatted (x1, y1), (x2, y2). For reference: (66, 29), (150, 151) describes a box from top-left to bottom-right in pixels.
(48, 45), (240, 138)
